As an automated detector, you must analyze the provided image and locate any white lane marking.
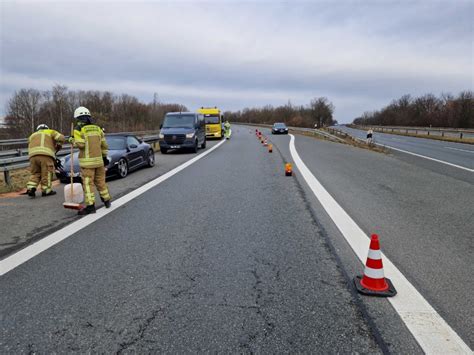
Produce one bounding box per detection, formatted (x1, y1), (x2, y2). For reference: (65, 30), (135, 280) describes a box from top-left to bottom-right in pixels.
(445, 146), (474, 154)
(0, 140), (226, 276)
(289, 134), (472, 354)
(375, 143), (474, 172)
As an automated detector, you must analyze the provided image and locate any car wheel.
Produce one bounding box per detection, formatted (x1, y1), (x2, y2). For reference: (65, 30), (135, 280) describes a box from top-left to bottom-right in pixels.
(192, 139), (198, 153)
(117, 158), (128, 178)
(147, 150), (155, 167)
(160, 147), (168, 154)
(201, 139), (206, 149)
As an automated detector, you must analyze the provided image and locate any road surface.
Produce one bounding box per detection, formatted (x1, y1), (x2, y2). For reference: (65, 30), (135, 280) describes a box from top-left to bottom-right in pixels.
(335, 125), (474, 172)
(1, 126), (472, 352)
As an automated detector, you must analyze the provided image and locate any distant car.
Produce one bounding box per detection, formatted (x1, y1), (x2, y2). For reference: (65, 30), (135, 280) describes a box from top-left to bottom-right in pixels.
(56, 134), (155, 183)
(159, 112), (206, 154)
(272, 122), (289, 134)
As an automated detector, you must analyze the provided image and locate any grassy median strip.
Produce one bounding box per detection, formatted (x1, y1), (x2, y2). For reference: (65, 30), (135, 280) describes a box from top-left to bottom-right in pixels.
(291, 129), (389, 154)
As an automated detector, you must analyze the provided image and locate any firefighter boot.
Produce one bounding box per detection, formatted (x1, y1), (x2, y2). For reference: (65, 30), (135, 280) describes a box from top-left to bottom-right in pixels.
(42, 190), (57, 197)
(101, 197), (112, 208)
(27, 188), (36, 198)
(78, 204), (96, 216)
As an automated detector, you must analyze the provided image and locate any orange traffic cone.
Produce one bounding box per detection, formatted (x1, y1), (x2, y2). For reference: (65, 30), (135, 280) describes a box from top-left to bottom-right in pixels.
(285, 163), (292, 176)
(268, 144), (273, 153)
(264, 139), (268, 146)
(354, 234), (397, 297)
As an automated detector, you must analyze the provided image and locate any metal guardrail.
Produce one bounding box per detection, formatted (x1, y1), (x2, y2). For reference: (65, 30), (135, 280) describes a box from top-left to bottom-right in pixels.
(351, 125), (474, 140)
(1, 132), (161, 186)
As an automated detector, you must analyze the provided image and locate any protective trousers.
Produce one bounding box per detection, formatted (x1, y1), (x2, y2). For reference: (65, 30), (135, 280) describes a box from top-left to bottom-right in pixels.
(27, 155), (54, 193)
(81, 166), (111, 206)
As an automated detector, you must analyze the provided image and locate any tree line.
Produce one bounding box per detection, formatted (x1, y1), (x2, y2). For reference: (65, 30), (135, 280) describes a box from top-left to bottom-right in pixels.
(353, 91), (473, 128)
(224, 97), (336, 128)
(1, 85), (187, 139)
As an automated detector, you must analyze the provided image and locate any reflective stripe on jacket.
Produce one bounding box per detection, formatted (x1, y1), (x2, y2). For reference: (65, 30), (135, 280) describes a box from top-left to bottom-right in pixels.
(28, 129), (65, 159)
(74, 124), (108, 168)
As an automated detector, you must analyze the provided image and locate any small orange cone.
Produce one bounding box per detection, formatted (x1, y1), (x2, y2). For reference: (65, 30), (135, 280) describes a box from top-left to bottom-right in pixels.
(268, 144), (273, 153)
(354, 234), (397, 297)
(285, 163), (292, 176)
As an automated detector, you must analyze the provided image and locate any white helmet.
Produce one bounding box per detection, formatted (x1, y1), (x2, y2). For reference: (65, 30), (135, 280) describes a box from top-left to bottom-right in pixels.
(74, 106), (91, 119)
(36, 124), (49, 131)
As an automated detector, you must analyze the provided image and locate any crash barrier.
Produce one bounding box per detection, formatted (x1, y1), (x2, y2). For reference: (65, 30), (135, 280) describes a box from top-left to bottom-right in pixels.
(0, 131), (161, 186)
(351, 125), (474, 140)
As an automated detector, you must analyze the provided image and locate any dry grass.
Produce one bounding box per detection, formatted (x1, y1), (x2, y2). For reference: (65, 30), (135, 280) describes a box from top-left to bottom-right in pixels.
(292, 129), (389, 154)
(0, 168), (59, 195)
(0, 168), (30, 194)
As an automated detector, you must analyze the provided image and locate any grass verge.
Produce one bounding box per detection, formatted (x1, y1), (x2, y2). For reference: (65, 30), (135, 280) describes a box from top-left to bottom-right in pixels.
(291, 129), (389, 154)
(0, 168), (30, 194)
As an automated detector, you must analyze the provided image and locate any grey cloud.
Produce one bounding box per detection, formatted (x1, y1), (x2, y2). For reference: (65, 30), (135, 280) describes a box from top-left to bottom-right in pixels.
(1, 0), (472, 122)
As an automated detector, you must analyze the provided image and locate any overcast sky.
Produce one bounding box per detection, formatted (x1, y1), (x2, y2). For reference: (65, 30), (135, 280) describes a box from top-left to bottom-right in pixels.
(1, 0), (473, 122)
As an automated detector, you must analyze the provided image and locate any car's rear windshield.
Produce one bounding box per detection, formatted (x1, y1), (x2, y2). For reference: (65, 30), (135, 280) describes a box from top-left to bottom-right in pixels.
(204, 114), (220, 124)
(163, 114), (195, 128)
(106, 136), (126, 150)
(274, 123), (287, 128)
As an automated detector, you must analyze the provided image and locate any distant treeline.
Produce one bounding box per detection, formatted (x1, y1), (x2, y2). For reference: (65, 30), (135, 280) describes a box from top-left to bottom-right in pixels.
(224, 97), (336, 128)
(353, 91), (473, 128)
(1, 85), (187, 139)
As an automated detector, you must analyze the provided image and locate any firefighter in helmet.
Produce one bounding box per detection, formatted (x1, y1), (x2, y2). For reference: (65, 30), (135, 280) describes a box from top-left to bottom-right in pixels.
(70, 106), (111, 215)
(26, 124), (65, 197)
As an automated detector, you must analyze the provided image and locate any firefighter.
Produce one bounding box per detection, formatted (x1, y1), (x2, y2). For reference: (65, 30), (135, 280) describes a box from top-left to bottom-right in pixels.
(224, 120), (231, 139)
(26, 124), (65, 198)
(70, 106), (111, 215)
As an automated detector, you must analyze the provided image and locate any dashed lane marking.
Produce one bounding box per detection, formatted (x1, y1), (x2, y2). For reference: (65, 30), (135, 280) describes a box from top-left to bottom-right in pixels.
(0, 139), (227, 276)
(289, 134), (472, 354)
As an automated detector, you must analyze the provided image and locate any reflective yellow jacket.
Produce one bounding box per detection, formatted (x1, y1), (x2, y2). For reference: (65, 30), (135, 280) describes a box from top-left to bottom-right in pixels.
(74, 124), (108, 168)
(28, 129), (65, 159)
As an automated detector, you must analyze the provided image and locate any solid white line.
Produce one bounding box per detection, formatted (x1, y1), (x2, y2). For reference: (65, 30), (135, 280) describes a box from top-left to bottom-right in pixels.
(376, 143), (474, 172)
(445, 146), (474, 154)
(0, 140), (226, 276)
(289, 134), (472, 354)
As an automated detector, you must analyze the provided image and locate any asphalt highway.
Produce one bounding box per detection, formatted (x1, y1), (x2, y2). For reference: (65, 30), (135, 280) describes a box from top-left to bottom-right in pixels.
(1, 126), (424, 353)
(265, 127), (474, 349)
(1, 126), (471, 352)
(336, 125), (474, 171)
(0, 141), (220, 257)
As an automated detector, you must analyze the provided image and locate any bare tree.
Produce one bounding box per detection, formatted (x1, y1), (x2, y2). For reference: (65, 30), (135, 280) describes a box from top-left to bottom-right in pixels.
(6, 89), (42, 136)
(310, 97), (335, 127)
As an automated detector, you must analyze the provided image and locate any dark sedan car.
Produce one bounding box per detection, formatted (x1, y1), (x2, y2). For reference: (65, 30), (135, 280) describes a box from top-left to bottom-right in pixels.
(56, 134), (155, 183)
(272, 122), (289, 134)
